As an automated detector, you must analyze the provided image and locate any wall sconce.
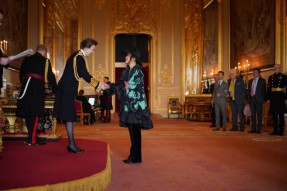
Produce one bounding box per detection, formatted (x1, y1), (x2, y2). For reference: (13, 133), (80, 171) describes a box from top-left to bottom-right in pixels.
(203, 70), (207, 79)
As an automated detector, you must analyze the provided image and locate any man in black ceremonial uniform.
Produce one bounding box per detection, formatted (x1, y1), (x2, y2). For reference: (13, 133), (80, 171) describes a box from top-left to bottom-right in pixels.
(267, 64), (287, 136)
(16, 44), (57, 145)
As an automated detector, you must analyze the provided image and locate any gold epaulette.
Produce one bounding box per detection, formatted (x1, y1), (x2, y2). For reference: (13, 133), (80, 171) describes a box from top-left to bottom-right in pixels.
(73, 51), (87, 81)
(44, 59), (49, 83)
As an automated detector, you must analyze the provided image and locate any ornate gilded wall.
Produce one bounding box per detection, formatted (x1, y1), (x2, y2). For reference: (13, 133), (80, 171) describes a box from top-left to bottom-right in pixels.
(79, 0), (185, 117)
(2, 0), (286, 118)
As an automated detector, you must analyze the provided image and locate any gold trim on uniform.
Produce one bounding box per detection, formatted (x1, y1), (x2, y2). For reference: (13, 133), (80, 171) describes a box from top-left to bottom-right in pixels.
(45, 59), (49, 83)
(73, 51), (87, 81)
(271, 87), (286, 92)
(90, 77), (99, 88)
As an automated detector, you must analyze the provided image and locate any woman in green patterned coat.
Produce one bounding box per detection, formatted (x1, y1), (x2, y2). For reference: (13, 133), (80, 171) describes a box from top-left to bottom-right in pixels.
(117, 50), (153, 164)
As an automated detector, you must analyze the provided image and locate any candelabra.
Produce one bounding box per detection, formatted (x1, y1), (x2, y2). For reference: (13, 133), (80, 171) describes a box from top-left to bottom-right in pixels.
(0, 40), (8, 53)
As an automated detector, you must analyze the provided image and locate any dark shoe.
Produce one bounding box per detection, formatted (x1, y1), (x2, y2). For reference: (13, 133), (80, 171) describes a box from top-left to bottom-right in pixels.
(270, 131), (278, 135)
(213, 128), (220, 131)
(240, 128), (245, 132)
(222, 128), (226, 131)
(248, 130), (256, 133)
(278, 132), (284, 136)
(76, 146), (85, 152)
(210, 125), (215, 128)
(123, 159), (142, 164)
(67, 146), (84, 154)
(230, 128), (238, 131)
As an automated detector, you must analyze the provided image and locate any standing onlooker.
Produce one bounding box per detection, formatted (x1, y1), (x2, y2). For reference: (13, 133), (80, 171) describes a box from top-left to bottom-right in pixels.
(267, 64), (287, 136)
(100, 76), (113, 123)
(53, 38), (109, 153)
(16, 44), (57, 145)
(247, 69), (266, 134)
(212, 71), (228, 131)
(117, 49), (153, 164)
(210, 74), (217, 127)
(228, 69), (246, 132)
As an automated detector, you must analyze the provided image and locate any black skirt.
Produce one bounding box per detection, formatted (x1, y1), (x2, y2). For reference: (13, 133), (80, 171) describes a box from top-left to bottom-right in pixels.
(52, 89), (77, 122)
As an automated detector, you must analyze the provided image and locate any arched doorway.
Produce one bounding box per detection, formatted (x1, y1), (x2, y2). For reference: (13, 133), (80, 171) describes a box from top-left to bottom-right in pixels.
(114, 34), (151, 113)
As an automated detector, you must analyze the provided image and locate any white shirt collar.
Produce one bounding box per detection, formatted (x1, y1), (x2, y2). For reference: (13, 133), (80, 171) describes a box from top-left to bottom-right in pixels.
(80, 49), (86, 57)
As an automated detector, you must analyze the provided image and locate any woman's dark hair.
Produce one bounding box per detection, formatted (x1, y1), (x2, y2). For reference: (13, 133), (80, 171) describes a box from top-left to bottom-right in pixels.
(0, 10), (4, 16)
(80, 38), (98, 49)
(130, 49), (142, 67)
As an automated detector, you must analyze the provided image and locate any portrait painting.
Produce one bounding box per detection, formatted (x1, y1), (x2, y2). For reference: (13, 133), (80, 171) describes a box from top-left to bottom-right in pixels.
(202, 0), (218, 79)
(230, 0), (275, 70)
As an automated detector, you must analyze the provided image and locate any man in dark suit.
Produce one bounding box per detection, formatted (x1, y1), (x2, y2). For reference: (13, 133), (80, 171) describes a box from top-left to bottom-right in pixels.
(212, 71), (228, 131)
(76, 89), (96, 124)
(267, 64), (287, 136)
(248, 69), (266, 134)
(228, 69), (246, 132)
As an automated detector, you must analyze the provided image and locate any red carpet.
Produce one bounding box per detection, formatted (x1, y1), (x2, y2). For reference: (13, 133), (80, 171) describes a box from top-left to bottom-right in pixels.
(0, 139), (111, 191)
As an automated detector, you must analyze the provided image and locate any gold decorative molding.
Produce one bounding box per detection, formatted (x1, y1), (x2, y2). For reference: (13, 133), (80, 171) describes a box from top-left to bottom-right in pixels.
(110, 0), (159, 35)
(94, 64), (107, 82)
(160, 0), (173, 10)
(159, 65), (173, 86)
(94, 0), (106, 10)
(184, 0), (203, 94)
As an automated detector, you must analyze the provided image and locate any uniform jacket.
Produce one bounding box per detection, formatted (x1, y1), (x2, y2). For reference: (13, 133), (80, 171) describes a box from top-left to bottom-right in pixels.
(57, 51), (97, 97)
(16, 52), (57, 117)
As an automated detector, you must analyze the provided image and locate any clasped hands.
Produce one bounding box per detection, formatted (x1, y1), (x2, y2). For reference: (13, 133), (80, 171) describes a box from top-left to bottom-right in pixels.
(99, 81), (110, 90)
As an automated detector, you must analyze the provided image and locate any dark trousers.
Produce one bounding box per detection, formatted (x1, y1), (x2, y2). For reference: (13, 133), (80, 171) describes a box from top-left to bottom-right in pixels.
(101, 109), (111, 122)
(211, 105), (223, 127)
(25, 116), (39, 144)
(272, 112), (285, 134)
(230, 101), (245, 130)
(128, 124), (142, 161)
(250, 98), (263, 132)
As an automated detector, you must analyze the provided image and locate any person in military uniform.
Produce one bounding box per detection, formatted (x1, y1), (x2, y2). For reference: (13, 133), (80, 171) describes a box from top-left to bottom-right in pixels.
(16, 44), (57, 145)
(267, 64), (287, 136)
(53, 38), (109, 153)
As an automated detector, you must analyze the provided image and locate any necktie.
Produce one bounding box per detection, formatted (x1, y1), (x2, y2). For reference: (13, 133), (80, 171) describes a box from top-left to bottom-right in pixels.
(229, 79), (235, 100)
(251, 78), (257, 96)
(217, 82), (221, 89)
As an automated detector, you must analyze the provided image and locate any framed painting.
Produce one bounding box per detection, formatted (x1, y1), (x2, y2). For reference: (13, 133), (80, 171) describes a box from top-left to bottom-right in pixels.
(202, 0), (218, 79)
(230, 0), (275, 71)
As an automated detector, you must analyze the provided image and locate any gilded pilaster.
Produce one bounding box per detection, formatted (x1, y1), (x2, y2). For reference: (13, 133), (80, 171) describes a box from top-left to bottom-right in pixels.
(275, 0), (286, 72)
(217, 0), (222, 71)
(184, 0), (203, 94)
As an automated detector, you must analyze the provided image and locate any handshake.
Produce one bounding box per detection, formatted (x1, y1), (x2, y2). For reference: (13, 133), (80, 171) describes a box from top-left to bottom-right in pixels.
(99, 81), (110, 90)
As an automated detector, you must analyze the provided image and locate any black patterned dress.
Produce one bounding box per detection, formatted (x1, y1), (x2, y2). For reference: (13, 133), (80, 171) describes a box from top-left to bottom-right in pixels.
(117, 64), (153, 129)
